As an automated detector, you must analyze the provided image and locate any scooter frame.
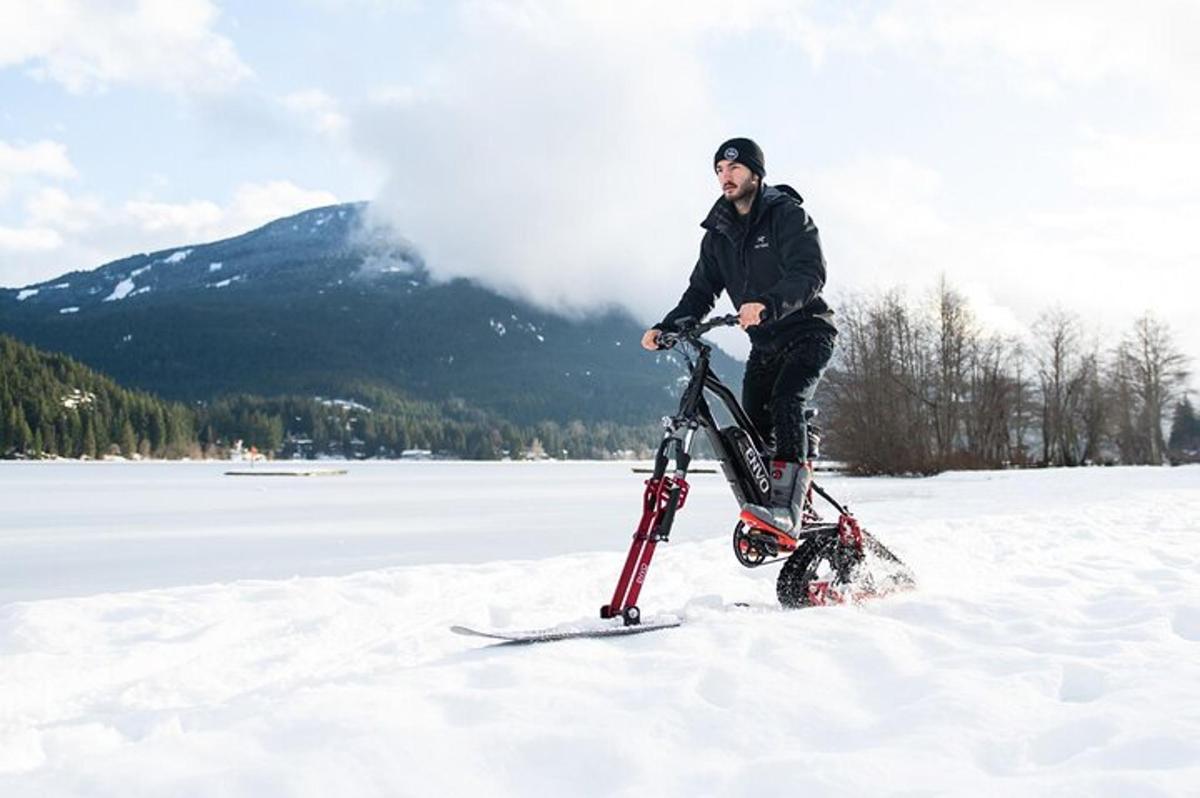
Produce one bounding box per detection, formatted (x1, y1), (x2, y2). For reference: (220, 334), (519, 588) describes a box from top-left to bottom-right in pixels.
(601, 315), (867, 625)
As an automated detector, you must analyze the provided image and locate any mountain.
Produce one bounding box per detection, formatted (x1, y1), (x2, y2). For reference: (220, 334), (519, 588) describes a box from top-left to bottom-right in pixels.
(0, 203), (743, 426)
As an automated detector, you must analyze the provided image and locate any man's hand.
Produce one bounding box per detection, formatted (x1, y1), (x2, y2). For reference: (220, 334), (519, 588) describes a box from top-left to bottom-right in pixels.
(641, 328), (662, 350)
(738, 302), (767, 330)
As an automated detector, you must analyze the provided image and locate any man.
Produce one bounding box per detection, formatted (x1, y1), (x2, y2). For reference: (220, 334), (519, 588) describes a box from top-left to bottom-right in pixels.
(641, 137), (836, 536)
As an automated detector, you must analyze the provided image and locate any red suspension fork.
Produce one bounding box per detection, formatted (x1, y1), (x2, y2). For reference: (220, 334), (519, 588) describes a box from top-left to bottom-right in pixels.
(600, 475), (689, 625)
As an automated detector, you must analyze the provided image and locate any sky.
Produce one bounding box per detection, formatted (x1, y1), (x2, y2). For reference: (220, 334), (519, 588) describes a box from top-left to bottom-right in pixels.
(1, 0), (1198, 365)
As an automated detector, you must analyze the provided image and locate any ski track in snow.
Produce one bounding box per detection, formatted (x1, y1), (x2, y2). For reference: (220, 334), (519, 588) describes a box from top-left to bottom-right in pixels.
(0, 463), (1198, 795)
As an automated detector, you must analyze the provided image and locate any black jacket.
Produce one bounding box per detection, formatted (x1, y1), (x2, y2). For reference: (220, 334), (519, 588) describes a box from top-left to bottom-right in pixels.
(657, 183), (835, 351)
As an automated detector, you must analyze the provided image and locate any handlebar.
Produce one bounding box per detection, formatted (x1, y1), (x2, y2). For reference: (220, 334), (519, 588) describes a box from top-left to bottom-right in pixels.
(657, 313), (740, 349)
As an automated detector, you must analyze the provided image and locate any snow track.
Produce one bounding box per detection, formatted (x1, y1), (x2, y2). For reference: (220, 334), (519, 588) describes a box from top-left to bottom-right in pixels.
(1, 464), (1198, 795)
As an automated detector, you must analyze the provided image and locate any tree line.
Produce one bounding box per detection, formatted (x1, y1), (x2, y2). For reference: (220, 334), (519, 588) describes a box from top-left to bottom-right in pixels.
(0, 335), (660, 461)
(1, 335), (195, 459)
(822, 279), (1194, 474)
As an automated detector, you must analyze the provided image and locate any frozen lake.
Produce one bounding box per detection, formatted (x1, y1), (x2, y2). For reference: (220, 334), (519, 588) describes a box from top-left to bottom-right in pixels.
(7, 459), (1189, 606)
(0, 460), (746, 605)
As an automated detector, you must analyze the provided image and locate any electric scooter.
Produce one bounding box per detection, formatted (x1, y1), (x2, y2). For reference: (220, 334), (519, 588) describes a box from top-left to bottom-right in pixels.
(601, 314), (914, 626)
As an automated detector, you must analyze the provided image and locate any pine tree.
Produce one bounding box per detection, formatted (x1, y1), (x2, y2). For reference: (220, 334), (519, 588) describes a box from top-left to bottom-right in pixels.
(82, 415), (98, 459)
(1168, 396), (1200, 462)
(119, 419), (137, 458)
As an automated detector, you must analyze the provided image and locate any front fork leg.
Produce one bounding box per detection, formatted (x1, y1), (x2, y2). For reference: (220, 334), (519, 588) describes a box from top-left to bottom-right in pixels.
(600, 423), (695, 625)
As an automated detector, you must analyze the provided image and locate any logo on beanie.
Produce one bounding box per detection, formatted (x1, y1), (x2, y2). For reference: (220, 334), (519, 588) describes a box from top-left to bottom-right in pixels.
(724, 147), (739, 160)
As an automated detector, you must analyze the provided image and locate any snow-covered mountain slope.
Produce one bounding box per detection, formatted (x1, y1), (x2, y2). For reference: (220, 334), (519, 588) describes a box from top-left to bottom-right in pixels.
(1, 463), (1198, 795)
(0, 204), (744, 425)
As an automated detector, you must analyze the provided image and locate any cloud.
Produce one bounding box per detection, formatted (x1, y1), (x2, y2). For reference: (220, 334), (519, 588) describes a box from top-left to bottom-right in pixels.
(223, 181), (340, 230)
(873, 0), (1200, 100)
(0, 0), (251, 94)
(0, 180), (338, 288)
(0, 140), (77, 181)
(0, 139), (78, 199)
(357, 1), (753, 322)
(281, 90), (349, 137)
(808, 152), (1200, 363)
(123, 198), (226, 237)
(0, 225), (62, 253)
(1072, 119), (1200, 202)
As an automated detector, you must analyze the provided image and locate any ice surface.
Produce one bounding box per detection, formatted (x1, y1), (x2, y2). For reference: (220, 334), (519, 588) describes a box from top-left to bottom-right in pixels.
(0, 462), (1197, 795)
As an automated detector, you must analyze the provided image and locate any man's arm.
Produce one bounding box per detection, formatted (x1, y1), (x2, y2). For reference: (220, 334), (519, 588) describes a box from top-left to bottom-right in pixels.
(756, 202), (826, 322)
(656, 236), (725, 332)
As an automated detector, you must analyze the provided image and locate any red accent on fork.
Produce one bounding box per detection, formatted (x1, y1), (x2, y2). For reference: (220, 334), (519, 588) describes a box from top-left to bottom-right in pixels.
(602, 476), (689, 623)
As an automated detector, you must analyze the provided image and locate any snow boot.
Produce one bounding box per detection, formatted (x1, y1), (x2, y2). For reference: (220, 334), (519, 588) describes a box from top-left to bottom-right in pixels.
(742, 460), (810, 537)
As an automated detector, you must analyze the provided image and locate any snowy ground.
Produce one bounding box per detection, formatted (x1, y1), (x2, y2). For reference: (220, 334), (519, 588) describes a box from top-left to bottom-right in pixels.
(1, 461), (1198, 796)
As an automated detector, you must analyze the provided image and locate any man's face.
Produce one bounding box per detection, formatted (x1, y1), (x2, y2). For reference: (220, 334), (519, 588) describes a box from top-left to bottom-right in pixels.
(715, 160), (758, 203)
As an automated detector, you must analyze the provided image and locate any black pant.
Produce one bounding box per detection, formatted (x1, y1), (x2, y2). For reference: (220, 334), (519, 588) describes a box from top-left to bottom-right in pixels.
(742, 330), (835, 461)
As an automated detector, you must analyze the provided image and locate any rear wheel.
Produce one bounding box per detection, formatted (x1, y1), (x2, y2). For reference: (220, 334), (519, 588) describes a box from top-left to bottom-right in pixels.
(776, 530), (914, 608)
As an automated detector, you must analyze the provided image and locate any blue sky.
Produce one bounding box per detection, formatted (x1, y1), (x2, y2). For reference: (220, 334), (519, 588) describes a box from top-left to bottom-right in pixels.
(2, 0), (1197, 362)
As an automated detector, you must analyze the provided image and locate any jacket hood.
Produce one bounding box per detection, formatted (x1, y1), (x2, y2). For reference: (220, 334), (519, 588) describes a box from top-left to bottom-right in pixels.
(701, 183), (805, 238)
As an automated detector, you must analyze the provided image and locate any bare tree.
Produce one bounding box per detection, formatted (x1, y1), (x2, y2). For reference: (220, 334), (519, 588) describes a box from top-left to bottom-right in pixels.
(1111, 313), (1190, 464)
(1033, 308), (1089, 466)
(825, 291), (939, 475)
(930, 277), (974, 464)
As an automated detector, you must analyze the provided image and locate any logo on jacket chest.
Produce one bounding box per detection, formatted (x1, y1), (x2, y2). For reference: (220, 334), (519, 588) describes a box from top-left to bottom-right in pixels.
(753, 234), (770, 250)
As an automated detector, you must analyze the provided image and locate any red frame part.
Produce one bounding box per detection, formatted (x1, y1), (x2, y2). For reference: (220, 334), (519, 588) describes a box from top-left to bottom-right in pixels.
(601, 476), (689, 623)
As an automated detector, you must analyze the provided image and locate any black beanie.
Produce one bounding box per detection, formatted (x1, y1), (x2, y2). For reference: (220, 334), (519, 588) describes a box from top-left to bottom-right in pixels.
(714, 137), (765, 178)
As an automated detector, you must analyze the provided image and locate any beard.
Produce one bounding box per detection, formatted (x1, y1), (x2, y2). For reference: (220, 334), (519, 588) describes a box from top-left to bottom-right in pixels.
(724, 175), (759, 204)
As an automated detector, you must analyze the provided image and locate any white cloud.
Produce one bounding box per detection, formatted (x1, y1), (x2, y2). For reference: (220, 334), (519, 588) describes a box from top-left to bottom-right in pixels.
(26, 187), (104, 233)
(0, 139), (78, 199)
(808, 152), (1200, 362)
(281, 90), (349, 137)
(0, 0), (251, 94)
(343, 1), (1200, 374)
(123, 198), (225, 237)
(225, 181), (339, 231)
(358, 1), (739, 321)
(872, 0), (1200, 100)
(0, 140), (77, 181)
(1072, 120), (1200, 202)
(0, 225), (62, 252)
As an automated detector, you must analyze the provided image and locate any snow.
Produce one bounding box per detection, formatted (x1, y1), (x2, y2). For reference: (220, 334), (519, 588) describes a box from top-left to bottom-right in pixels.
(131, 265), (153, 278)
(57, 306), (78, 314)
(316, 397), (371, 413)
(59, 389), (95, 409)
(0, 463), (1198, 795)
(209, 262), (222, 272)
(16, 289), (37, 301)
(162, 249), (192, 264)
(103, 278), (135, 302)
